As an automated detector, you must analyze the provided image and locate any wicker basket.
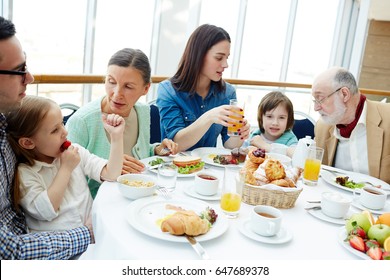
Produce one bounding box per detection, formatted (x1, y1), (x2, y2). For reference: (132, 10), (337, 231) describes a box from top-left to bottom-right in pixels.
(242, 183), (302, 209)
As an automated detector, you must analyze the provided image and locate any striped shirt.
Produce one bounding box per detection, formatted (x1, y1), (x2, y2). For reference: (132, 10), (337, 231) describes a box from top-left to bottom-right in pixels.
(0, 114), (91, 259)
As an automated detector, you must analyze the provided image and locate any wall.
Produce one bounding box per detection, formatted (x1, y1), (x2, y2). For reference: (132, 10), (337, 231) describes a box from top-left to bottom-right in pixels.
(359, 20), (390, 93)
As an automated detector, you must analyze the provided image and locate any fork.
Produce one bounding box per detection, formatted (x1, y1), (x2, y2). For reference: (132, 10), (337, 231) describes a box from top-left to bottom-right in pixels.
(157, 147), (171, 156)
(156, 185), (172, 199)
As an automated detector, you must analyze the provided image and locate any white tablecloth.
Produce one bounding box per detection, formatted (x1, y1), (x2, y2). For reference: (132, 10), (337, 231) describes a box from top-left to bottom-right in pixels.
(80, 163), (389, 260)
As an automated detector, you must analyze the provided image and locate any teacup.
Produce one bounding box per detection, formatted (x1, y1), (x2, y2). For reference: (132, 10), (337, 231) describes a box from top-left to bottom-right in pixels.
(321, 192), (352, 218)
(194, 172), (219, 196)
(356, 186), (386, 210)
(251, 205), (282, 236)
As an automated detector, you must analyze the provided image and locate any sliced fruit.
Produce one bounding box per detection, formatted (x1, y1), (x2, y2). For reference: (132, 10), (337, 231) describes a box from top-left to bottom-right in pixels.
(349, 235), (366, 252)
(350, 226), (367, 239)
(382, 251), (390, 260)
(384, 236), (390, 252)
(366, 247), (383, 260)
(365, 239), (380, 251)
(376, 213), (390, 227)
(362, 210), (375, 226)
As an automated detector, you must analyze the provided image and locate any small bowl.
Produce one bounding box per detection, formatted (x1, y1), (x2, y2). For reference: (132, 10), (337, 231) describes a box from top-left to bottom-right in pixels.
(117, 174), (157, 200)
(266, 153), (292, 166)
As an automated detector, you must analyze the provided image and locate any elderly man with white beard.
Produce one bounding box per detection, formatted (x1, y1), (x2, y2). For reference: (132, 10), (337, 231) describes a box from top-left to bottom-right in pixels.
(312, 67), (390, 184)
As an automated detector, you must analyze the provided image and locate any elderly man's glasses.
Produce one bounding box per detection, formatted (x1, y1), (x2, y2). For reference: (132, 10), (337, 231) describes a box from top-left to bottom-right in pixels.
(0, 63), (28, 84)
(312, 87), (342, 106)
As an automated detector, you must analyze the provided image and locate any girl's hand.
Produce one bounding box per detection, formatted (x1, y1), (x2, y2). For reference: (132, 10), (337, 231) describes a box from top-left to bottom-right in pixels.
(102, 113), (125, 136)
(155, 138), (179, 156)
(250, 135), (271, 151)
(122, 154), (145, 174)
(60, 145), (80, 172)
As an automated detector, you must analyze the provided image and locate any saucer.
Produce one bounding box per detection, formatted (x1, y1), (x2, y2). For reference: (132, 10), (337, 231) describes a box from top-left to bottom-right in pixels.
(238, 219), (293, 244)
(183, 185), (221, 201)
(351, 199), (390, 215)
(307, 207), (355, 225)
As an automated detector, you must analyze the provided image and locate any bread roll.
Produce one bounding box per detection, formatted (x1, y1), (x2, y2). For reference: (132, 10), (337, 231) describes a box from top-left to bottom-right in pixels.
(161, 210), (210, 236)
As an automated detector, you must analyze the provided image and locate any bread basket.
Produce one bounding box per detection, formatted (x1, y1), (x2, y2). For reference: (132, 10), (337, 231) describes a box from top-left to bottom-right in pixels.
(242, 183), (302, 209)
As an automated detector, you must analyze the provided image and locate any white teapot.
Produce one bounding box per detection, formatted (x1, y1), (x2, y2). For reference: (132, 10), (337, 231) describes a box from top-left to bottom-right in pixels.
(292, 136), (315, 168)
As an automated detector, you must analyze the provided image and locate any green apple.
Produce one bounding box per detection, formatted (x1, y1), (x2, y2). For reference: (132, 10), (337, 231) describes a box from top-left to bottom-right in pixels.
(367, 224), (390, 246)
(345, 213), (371, 233)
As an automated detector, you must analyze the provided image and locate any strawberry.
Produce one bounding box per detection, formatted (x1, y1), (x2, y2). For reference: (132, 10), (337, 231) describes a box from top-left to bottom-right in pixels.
(350, 226), (367, 239)
(365, 239), (380, 251)
(349, 235), (366, 252)
(61, 140), (72, 151)
(366, 247), (383, 260)
(382, 251), (390, 260)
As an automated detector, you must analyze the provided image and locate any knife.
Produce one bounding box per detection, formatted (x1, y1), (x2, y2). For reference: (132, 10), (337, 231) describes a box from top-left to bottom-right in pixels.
(185, 235), (210, 260)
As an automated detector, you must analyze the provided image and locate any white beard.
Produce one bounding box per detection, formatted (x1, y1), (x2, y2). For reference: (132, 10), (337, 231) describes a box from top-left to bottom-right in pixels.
(319, 96), (346, 125)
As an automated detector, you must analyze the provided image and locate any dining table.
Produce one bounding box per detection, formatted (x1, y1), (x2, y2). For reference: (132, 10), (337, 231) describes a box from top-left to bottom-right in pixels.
(79, 152), (390, 260)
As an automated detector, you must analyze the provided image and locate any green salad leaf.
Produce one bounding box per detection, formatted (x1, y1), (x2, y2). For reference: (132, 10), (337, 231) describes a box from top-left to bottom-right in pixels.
(148, 157), (164, 166)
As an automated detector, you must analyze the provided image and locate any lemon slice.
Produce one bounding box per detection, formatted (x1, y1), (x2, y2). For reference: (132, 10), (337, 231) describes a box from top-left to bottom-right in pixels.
(384, 236), (390, 252)
(362, 210), (375, 226)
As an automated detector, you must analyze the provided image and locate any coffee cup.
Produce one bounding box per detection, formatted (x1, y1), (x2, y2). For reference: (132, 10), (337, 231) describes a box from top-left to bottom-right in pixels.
(356, 186), (386, 210)
(194, 172), (219, 196)
(251, 205), (282, 236)
(321, 192), (352, 219)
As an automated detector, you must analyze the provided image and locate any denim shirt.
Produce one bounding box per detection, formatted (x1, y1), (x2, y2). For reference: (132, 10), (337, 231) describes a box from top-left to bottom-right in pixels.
(157, 80), (236, 150)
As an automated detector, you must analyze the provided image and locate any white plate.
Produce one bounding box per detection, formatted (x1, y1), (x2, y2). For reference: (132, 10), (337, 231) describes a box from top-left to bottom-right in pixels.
(191, 147), (244, 168)
(125, 196), (228, 243)
(321, 169), (390, 194)
(307, 207), (355, 225)
(351, 199), (390, 215)
(141, 156), (200, 178)
(183, 185), (222, 201)
(338, 227), (370, 260)
(238, 218), (293, 244)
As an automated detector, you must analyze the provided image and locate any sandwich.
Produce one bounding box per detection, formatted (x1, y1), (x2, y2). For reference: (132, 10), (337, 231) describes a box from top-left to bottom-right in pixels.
(173, 156), (204, 174)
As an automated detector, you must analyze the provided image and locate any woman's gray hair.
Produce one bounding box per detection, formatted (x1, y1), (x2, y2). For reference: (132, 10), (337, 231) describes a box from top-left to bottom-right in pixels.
(108, 48), (151, 85)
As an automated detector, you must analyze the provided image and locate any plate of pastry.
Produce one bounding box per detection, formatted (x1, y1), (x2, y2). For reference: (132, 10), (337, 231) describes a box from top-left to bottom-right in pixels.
(125, 196), (228, 242)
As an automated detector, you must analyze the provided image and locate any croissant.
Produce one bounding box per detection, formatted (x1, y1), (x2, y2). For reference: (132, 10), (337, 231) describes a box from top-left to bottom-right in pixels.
(161, 210), (210, 236)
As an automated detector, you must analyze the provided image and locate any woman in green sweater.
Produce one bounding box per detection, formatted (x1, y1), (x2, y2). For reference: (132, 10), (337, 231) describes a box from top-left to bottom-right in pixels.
(66, 48), (178, 198)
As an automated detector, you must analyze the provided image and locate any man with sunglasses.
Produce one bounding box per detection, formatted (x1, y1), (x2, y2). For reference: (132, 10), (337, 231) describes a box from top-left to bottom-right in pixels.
(312, 67), (390, 184)
(0, 16), (93, 259)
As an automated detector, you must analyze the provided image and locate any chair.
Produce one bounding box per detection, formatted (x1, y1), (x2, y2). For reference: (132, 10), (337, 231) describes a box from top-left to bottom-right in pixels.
(292, 111), (315, 140)
(60, 103), (79, 125)
(149, 103), (161, 144)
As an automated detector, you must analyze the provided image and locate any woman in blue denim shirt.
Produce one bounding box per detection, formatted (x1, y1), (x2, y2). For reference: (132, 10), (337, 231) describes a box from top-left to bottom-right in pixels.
(157, 24), (250, 151)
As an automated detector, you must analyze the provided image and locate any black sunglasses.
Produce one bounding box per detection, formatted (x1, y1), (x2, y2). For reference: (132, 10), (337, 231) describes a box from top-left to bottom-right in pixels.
(0, 63), (28, 83)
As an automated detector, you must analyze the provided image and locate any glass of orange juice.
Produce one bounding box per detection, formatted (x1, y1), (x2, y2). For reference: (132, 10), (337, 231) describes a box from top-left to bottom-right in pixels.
(227, 99), (244, 136)
(220, 166), (243, 218)
(303, 146), (324, 186)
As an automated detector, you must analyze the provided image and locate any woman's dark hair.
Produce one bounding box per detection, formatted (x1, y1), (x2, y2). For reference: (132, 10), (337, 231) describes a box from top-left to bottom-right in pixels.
(171, 24), (231, 95)
(257, 91), (295, 133)
(108, 48), (151, 85)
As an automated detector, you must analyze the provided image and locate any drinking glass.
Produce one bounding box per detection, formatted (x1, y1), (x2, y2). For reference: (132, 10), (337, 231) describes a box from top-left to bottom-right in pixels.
(157, 163), (178, 192)
(303, 146), (324, 186)
(220, 166), (243, 218)
(227, 99), (245, 136)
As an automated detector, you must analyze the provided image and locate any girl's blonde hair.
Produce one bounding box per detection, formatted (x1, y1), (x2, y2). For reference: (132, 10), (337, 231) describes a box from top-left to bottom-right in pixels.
(6, 95), (58, 209)
(257, 91), (295, 133)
